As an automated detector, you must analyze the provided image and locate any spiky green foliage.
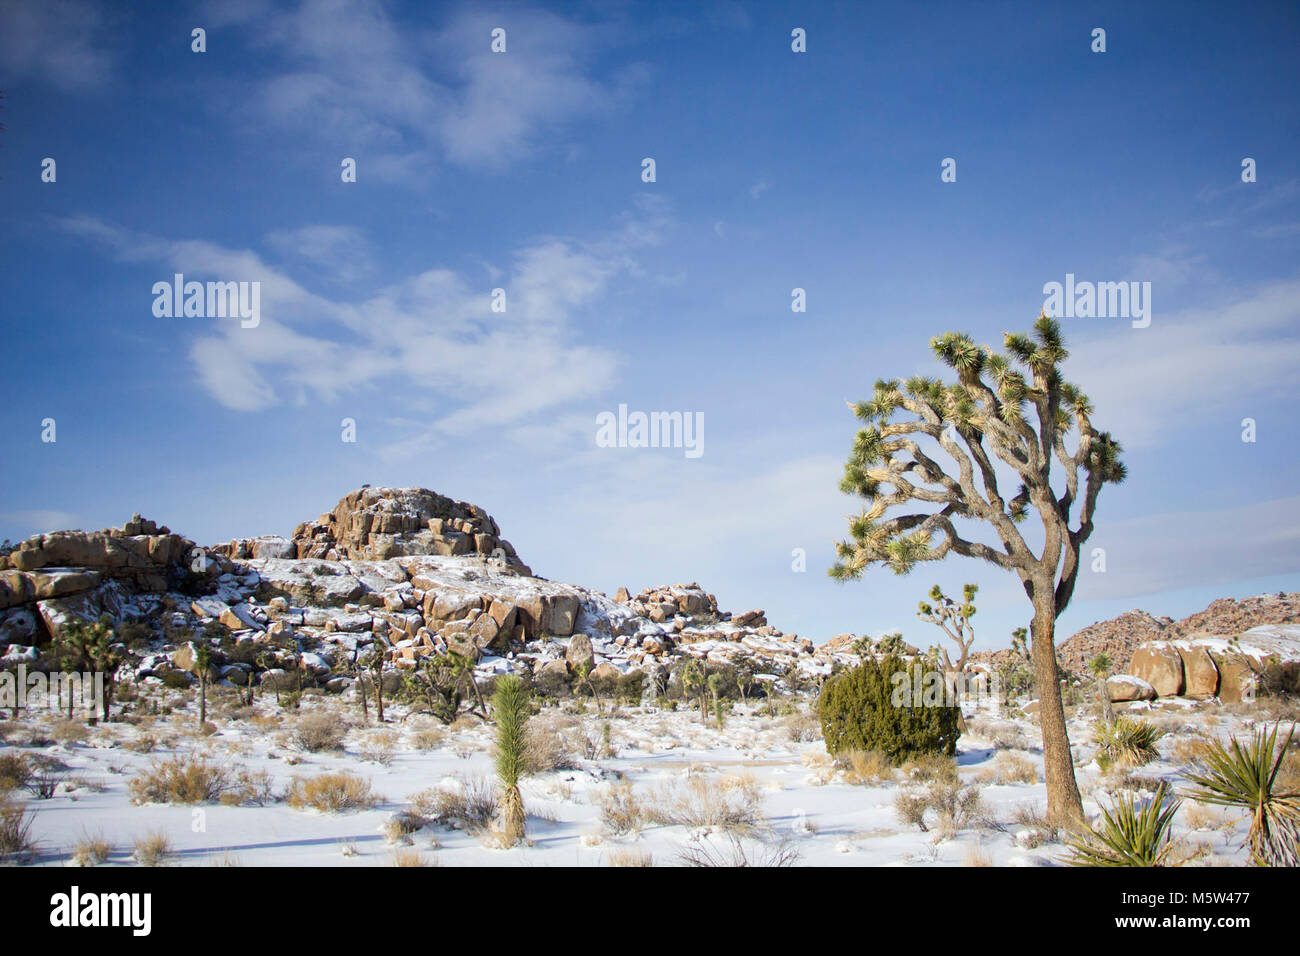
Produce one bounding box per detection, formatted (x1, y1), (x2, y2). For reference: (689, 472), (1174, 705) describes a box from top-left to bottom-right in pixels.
(817, 654), (960, 762)
(1182, 725), (1300, 867)
(917, 583), (978, 676)
(1094, 717), (1162, 768)
(831, 317), (1124, 595)
(492, 675), (530, 845)
(1065, 783), (1181, 867)
(53, 616), (130, 722)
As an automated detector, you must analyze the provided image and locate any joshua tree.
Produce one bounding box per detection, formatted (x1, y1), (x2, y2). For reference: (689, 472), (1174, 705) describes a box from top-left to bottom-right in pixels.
(440, 649), (487, 718)
(573, 660), (603, 716)
(830, 316), (1125, 825)
(194, 643), (213, 728)
(917, 583), (978, 697)
(1088, 651), (1114, 725)
(492, 675), (530, 846)
(54, 617), (127, 723)
(680, 660), (707, 721)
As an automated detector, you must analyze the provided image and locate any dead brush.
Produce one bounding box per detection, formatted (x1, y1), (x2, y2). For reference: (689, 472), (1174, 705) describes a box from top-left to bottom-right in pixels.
(1012, 803), (1062, 848)
(410, 777), (497, 831)
(605, 846), (653, 867)
(595, 780), (647, 835)
(219, 767), (278, 807)
(676, 832), (800, 867)
(647, 773), (765, 831)
(285, 771), (379, 812)
(977, 750), (1038, 785)
(128, 753), (232, 805)
(406, 722), (446, 751)
(896, 780), (986, 835)
(293, 711), (347, 753)
(779, 712), (821, 743)
(901, 753), (959, 785)
(132, 831), (173, 867)
(523, 711), (587, 772)
(0, 796), (38, 860)
(836, 749), (894, 786)
(71, 829), (114, 866)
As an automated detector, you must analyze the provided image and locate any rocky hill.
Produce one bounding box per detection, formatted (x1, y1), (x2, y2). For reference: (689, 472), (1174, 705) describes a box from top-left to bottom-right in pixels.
(0, 488), (835, 695)
(1057, 592), (1300, 673)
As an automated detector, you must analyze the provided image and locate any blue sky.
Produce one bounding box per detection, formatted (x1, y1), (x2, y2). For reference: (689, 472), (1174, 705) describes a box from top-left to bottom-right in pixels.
(2, 0), (1299, 652)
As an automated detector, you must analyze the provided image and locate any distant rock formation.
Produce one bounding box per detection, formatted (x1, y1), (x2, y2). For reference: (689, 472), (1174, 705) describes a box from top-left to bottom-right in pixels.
(214, 487), (531, 574)
(1056, 609), (1172, 673)
(0, 514), (211, 643)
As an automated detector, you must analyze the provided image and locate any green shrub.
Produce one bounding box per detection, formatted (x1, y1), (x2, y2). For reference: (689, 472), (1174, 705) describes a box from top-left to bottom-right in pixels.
(1095, 716), (1163, 769)
(817, 653), (959, 762)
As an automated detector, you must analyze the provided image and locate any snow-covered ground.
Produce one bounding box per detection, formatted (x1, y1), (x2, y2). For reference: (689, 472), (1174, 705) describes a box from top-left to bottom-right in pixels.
(3, 684), (1286, 867)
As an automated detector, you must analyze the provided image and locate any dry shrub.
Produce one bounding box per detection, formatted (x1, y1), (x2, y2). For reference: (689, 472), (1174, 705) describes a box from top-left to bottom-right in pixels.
(606, 846), (653, 867)
(676, 833), (799, 867)
(294, 712), (347, 752)
(780, 712), (821, 743)
(407, 722), (446, 751)
(1183, 802), (1229, 832)
(51, 718), (90, 745)
(285, 771), (378, 812)
(72, 830), (114, 866)
(964, 841), (993, 867)
(0, 753), (32, 792)
(896, 780), (985, 834)
(524, 712), (587, 772)
(648, 774), (765, 831)
(132, 831), (173, 866)
(1012, 803), (1061, 848)
(968, 718), (1032, 750)
(596, 781), (647, 835)
(0, 796), (37, 860)
(124, 733), (159, 754)
(357, 732), (396, 766)
(219, 767), (278, 807)
(837, 749), (893, 786)
(128, 754), (231, 805)
(390, 848), (435, 867)
(410, 778), (497, 830)
(383, 809), (429, 845)
(1164, 735), (1215, 765)
(901, 753), (959, 784)
(978, 750), (1038, 785)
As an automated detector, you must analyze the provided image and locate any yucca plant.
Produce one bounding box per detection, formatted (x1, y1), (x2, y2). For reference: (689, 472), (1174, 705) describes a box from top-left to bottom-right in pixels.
(493, 675), (530, 846)
(1064, 783), (1181, 866)
(1181, 724), (1300, 867)
(1095, 716), (1162, 769)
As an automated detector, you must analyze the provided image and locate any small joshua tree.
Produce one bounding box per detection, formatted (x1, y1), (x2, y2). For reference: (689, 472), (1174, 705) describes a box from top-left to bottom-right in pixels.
(493, 675), (530, 846)
(680, 660), (707, 720)
(707, 673), (724, 729)
(831, 317), (1124, 824)
(917, 583), (978, 699)
(363, 639), (386, 723)
(1088, 651), (1114, 725)
(194, 642), (213, 728)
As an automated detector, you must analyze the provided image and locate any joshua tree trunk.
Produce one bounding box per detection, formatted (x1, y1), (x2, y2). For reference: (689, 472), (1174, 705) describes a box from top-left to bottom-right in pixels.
(1030, 601), (1083, 825)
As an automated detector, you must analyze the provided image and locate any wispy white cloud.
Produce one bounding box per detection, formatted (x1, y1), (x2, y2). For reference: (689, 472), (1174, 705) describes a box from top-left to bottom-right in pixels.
(202, 0), (641, 176)
(0, 0), (116, 92)
(1064, 277), (1300, 447)
(61, 203), (667, 430)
